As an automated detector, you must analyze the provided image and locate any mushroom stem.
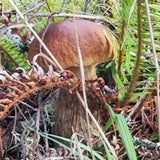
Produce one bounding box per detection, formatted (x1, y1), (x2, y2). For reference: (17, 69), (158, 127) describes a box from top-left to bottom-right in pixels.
(69, 65), (97, 80)
(53, 88), (108, 141)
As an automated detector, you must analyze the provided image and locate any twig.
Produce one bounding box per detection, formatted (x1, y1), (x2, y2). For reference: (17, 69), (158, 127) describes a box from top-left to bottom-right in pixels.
(112, 0), (120, 15)
(83, 0), (91, 13)
(19, 100), (37, 111)
(40, 16), (52, 53)
(20, 127), (28, 159)
(76, 92), (118, 160)
(41, 113), (49, 153)
(20, 116), (36, 159)
(144, 0), (160, 140)
(70, 133), (84, 160)
(28, 1), (45, 23)
(16, 105), (29, 123)
(0, 1), (45, 29)
(126, 81), (155, 121)
(28, 12), (117, 27)
(10, 105), (18, 145)
(41, 101), (49, 153)
(72, 1), (92, 159)
(0, 128), (5, 158)
(126, 95), (145, 122)
(59, 0), (66, 13)
(31, 52), (60, 68)
(22, 1), (45, 16)
(33, 104), (41, 152)
(33, 90), (45, 155)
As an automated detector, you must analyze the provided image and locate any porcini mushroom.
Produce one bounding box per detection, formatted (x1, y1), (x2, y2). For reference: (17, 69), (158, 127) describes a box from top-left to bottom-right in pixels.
(28, 19), (117, 140)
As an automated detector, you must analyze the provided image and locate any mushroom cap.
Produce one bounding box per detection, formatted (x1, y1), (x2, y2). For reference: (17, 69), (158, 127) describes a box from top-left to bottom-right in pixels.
(28, 19), (116, 69)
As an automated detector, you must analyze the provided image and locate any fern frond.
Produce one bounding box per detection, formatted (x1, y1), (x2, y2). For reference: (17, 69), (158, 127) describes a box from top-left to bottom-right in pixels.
(0, 35), (30, 71)
(0, 69), (79, 120)
(120, 0), (143, 107)
(110, 0), (157, 103)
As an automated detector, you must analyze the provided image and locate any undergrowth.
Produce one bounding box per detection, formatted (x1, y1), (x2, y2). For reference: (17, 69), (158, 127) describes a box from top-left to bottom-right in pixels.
(0, 0), (160, 159)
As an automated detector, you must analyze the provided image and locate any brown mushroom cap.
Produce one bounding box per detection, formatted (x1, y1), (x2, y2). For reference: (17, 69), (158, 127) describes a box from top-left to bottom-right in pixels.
(28, 19), (116, 79)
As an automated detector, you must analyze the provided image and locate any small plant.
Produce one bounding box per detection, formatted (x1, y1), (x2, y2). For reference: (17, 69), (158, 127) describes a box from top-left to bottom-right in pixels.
(0, 34), (30, 71)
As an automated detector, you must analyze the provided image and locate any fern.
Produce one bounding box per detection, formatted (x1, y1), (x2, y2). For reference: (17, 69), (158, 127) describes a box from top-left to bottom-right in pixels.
(109, 0), (157, 104)
(0, 35), (30, 71)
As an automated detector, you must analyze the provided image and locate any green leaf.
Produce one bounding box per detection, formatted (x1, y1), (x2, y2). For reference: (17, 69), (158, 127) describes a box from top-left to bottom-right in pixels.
(0, 35), (30, 71)
(103, 117), (113, 132)
(40, 133), (106, 160)
(111, 61), (126, 101)
(115, 114), (137, 160)
(104, 102), (137, 160)
(101, 138), (112, 160)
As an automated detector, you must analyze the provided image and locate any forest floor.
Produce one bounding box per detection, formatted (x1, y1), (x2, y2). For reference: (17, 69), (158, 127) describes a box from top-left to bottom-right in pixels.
(0, 88), (159, 160)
